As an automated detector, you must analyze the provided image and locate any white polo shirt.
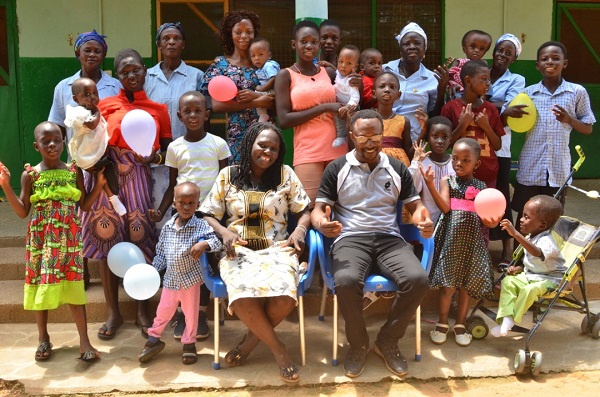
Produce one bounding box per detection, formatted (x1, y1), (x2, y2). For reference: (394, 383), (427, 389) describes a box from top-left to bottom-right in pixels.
(316, 151), (420, 243)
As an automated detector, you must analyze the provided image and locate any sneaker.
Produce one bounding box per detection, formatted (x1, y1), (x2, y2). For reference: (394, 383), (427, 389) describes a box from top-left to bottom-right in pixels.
(197, 311), (210, 340)
(374, 340), (408, 377)
(344, 345), (368, 378)
(171, 311), (185, 340)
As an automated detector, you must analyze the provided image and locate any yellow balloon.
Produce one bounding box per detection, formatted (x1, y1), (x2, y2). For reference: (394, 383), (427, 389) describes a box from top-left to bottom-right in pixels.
(507, 92), (538, 133)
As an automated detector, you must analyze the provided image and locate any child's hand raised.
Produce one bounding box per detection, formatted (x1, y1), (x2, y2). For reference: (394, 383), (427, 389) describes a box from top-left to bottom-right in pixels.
(418, 163), (435, 185)
(474, 107), (491, 129)
(551, 105), (574, 125)
(413, 140), (431, 162)
(433, 64), (450, 90)
(459, 103), (474, 126)
(415, 108), (428, 131)
(0, 162), (11, 188)
(499, 219), (516, 237)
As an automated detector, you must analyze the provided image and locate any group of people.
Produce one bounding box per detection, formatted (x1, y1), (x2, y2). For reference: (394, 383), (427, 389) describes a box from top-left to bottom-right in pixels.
(0, 8), (595, 384)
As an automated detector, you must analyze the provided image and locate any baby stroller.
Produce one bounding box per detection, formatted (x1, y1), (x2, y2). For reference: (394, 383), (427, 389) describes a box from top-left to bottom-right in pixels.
(466, 145), (600, 375)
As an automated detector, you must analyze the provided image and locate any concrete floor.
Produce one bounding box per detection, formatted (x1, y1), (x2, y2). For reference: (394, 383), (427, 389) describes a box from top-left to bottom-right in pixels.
(1, 304), (600, 395)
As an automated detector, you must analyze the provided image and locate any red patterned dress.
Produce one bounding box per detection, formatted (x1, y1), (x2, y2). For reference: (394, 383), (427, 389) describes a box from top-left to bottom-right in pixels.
(24, 163), (87, 310)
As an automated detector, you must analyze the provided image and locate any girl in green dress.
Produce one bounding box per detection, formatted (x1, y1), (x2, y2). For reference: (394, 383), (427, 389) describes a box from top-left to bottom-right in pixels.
(0, 122), (105, 362)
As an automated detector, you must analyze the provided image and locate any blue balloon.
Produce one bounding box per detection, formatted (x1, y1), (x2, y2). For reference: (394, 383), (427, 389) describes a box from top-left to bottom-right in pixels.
(107, 242), (146, 277)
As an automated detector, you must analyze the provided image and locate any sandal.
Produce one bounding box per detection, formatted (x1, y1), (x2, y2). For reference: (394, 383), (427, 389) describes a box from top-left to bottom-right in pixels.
(97, 322), (122, 341)
(279, 363), (300, 384)
(135, 321), (152, 339)
(225, 336), (249, 367)
(138, 340), (165, 363)
(182, 343), (197, 365)
(430, 323), (449, 345)
(78, 350), (100, 363)
(35, 341), (52, 361)
(454, 324), (473, 347)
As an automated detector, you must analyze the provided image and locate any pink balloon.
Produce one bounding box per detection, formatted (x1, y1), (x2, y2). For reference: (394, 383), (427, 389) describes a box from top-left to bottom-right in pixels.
(474, 188), (506, 220)
(208, 76), (238, 102)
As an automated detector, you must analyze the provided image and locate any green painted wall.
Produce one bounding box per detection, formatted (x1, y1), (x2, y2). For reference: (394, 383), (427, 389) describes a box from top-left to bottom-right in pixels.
(15, 0), (154, 169)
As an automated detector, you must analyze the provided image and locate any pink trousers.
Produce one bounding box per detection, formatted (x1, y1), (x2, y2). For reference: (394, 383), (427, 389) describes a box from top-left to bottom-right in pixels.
(148, 283), (201, 345)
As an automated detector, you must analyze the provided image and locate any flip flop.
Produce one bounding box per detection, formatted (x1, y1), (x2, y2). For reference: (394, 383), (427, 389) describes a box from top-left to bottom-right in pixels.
(135, 321), (151, 339)
(138, 340), (165, 363)
(182, 343), (197, 365)
(35, 341), (52, 361)
(77, 350), (100, 363)
(97, 322), (122, 341)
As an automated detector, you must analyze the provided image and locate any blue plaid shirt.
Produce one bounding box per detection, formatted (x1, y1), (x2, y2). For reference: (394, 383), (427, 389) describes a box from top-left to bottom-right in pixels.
(153, 214), (222, 290)
(517, 80), (595, 187)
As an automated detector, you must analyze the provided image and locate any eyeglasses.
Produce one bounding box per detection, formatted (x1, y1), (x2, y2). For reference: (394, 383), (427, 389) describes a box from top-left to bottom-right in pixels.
(352, 134), (383, 144)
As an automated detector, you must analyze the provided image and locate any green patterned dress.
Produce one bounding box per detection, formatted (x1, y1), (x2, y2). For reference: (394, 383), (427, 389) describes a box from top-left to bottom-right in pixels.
(23, 163), (87, 310)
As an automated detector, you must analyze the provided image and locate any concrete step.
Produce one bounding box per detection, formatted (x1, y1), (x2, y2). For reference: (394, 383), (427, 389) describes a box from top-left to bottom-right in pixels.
(2, 258), (599, 324)
(0, 247), (104, 280)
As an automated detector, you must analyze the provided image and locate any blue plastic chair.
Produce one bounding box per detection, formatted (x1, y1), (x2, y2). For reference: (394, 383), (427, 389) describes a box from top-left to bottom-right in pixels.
(316, 216), (433, 365)
(199, 225), (319, 369)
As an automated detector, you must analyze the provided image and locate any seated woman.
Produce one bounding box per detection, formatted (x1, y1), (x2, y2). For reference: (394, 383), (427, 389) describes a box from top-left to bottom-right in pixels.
(200, 122), (311, 383)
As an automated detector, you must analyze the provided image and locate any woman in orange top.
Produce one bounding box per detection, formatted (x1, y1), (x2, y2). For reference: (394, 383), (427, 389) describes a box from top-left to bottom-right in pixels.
(81, 48), (172, 341)
(275, 20), (347, 205)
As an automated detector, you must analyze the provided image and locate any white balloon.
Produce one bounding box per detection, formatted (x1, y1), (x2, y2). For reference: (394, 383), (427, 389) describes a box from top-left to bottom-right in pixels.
(123, 264), (161, 300)
(121, 109), (157, 157)
(107, 242), (146, 278)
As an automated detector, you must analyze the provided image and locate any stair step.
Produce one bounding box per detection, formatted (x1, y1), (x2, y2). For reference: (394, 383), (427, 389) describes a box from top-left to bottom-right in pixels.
(0, 247), (104, 280)
(2, 261), (600, 324)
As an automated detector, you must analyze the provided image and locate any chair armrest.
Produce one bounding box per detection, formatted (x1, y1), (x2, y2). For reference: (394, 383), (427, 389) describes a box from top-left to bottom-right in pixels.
(399, 224), (434, 272)
(315, 230), (336, 291)
(197, 239), (228, 298)
(298, 229), (318, 296)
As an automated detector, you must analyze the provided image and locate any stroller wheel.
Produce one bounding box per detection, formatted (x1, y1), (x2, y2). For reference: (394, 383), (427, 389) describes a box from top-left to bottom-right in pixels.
(530, 351), (543, 376)
(468, 316), (489, 340)
(513, 349), (528, 374)
(592, 320), (600, 339)
(581, 316), (590, 334)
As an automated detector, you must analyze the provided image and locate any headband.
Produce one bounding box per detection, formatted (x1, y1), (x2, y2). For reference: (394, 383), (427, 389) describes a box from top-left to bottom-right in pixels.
(156, 22), (185, 43)
(74, 30), (107, 56)
(496, 33), (522, 57)
(395, 22), (427, 50)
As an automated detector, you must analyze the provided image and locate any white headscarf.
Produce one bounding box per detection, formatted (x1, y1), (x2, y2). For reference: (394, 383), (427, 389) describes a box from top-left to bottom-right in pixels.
(496, 33), (522, 58)
(395, 22), (428, 50)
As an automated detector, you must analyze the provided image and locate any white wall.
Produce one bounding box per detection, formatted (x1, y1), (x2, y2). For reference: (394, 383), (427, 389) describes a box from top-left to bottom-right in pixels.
(17, 0), (152, 58)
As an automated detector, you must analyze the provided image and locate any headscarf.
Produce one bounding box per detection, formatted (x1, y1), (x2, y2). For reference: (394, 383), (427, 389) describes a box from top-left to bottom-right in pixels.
(74, 30), (108, 56)
(496, 33), (522, 58)
(156, 22), (185, 43)
(395, 22), (427, 50)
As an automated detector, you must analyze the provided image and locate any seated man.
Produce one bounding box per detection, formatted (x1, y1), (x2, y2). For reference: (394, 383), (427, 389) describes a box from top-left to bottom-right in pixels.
(311, 109), (433, 378)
